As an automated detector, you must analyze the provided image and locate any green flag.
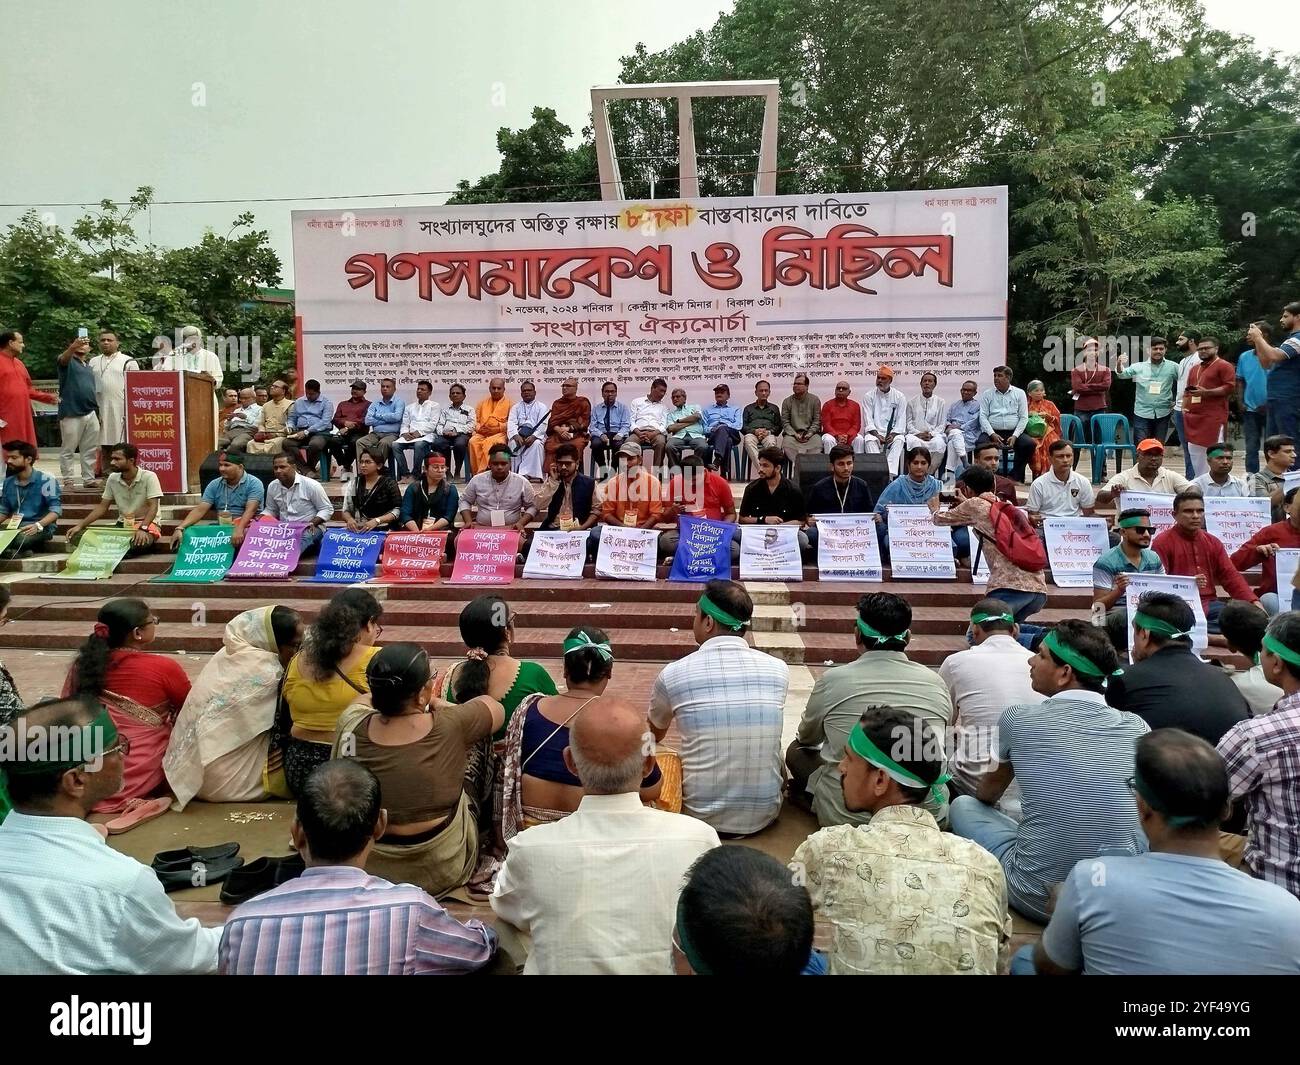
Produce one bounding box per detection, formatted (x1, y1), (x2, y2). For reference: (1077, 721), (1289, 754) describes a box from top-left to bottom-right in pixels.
(153, 526), (234, 583)
(44, 527), (135, 581)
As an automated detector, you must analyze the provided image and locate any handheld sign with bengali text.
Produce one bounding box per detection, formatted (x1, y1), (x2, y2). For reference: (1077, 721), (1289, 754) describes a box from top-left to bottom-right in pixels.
(1277, 549), (1300, 610)
(1043, 517), (1109, 588)
(739, 524), (803, 581)
(225, 519), (308, 579)
(887, 505), (955, 579)
(1119, 491), (1175, 534)
(125, 370), (186, 494)
(668, 516), (736, 582)
(0, 529), (19, 558)
(448, 528), (520, 585)
(1286, 472), (1300, 498)
(1204, 497), (1273, 555)
(813, 514), (882, 582)
(1124, 571), (1207, 663)
(377, 532), (447, 583)
(309, 529), (386, 583)
(44, 527), (135, 581)
(523, 531), (589, 580)
(153, 526), (234, 583)
(594, 526), (659, 581)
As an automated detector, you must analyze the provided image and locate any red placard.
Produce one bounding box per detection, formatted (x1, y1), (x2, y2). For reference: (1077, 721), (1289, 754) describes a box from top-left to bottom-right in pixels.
(447, 528), (520, 585)
(125, 371), (186, 493)
(378, 532), (448, 583)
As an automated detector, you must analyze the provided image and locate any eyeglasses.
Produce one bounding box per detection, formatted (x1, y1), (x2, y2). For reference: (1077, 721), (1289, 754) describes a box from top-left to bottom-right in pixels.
(1124, 775), (1137, 795)
(1127, 526), (1155, 535)
(102, 736), (131, 759)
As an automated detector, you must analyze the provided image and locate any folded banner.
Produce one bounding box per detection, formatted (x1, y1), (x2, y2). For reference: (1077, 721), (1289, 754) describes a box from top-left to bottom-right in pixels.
(668, 516), (736, 582)
(378, 532), (447, 583)
(310, 529), (386, 583)
(739, 524), (803, 581)
(153, 527), (234, 583)
(44, 527), (135, 581)
(1124, 571), (1207, 663)
(523, 530), (589, 580)
(813, 514), (882, 582)
(1043, 517), (1109, 588)
(448, 528), (520, 585)
(1119, 491), (1175, 534)
(1204, 497), (1273, 555)
(887, 505), (955, 579)
(225, 519), (307, 580)
(594, 526), (659, 581)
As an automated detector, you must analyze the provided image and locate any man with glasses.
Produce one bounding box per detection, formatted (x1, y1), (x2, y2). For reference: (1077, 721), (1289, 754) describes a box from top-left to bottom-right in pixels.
(819, 380), (863, 454)
(1092, 508), (1166, 623)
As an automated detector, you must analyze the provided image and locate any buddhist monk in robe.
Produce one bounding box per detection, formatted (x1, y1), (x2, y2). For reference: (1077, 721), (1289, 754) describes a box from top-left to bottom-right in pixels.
(544, 377), (591, 472)
(469, 377), (512, 474)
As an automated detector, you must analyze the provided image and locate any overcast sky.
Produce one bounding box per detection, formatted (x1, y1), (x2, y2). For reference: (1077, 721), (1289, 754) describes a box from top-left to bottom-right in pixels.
(0, 0), (1290, 285)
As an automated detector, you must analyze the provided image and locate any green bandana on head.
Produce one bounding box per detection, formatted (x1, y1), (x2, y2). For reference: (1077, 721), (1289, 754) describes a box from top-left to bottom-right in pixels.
(1133, 611), (1193, 641)
(1131, 768), (1202, 828)
(0, 702), (118, 776)
(1263, 634), (1300, 668)
(674, 896), (712, 975)
(562, 631), (614, 662)
(1042, 628), (1120, 681)
(856, 617), (909, 646)
(1117, 514), (1150, 529)
(698, 594), (747, 632)
(847, 721), (950, 805)
(970, 611), (1013, 626)
(1206, 445), (1230, 459)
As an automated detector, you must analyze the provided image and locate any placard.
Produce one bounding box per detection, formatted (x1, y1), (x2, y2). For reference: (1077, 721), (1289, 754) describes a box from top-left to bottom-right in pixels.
(225, 520), (307, 579)
(1277, 549), (1300, 612)
(887, 505), (955, 579)
(813, 515), (882, 582)
(594, 526), (659, 581)
(971, 546), (990, 585)
(1043, 517), (1110, 588)
(1119, 491), (1175, 534)
(0, 529), (19, 557)
(448, 528), (520, 584)
(44, 527), (135, 581)
(1204, 497), (1273, 555)
(1285, 471), (1300, 497)
(309, 529), (386, 583)
(377, 532), (447, 582)
(153, 526), (234, 583)
(1124, 571), (1207, 662)
(739, 524), (804, 581)
(124, 370), (186, 493)
(523, 530), (589, 580)
(668, 516), (736, 582)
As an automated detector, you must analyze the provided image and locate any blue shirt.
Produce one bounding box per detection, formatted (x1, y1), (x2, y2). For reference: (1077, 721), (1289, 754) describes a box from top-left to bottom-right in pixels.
(945, 398), (982, 449)
(56, 358), (98, 418)
(1235, 350), (1271, 411)
(592, 400), (632, 438)
(201, 471), (265, 514)
(701, 403), (743, 434)
(287, 396), (334, 434)
(365, 396), (406, 435)
(0, 470), (62, 521)
(1091, 543), (1164, 589)
(1269, 331), (1300, 400)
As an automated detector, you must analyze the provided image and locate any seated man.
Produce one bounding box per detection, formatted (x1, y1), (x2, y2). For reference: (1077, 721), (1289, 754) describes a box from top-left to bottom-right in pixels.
(354, 377), (405, 470)
(742, 379), (784, 473)
(658, 457), (739, 561)
(1026, 730), (1300, 975)
(1231, 486), (1300, 615)
(1094, 437), (1191, 506)
(469, 377), (511, 475)
(65, 443), (163, 555)
(328, 380), (372, 480)
(1107, 591), (1248, 744)
(543, 377), (590, 474)
(944, 379), (983, 474)
(282, 379), (335, 477)
(260, 453), (335, 556)
(739, 447), (810, 553)
(804, 445), (874, 551)
(220, 759), (497, 975)
(507, 379), (549, 483)
(1251, 433), (1297, 522)
(217, 386), (262, 452)
(949, 621), (1149, 922)
(794, 705), (1009, 975)
(674, 846), (823, 976)
(1192, 441), (1249, 497)
(0, 696), (221, 974)
(168, 451), (264, 551)
(538, 443), (598, 534)
(590, 441), (663, 555)
(781, 373), (822, 469)
(1092, 508), (1165, 623)
(396, 380), (444, 478)
(1026, 440), (1095, 527)
(787, 593), (952, 828)
(970, 439), (1021, 504)
(590, 381), (632, 476)
(699, 383), (742, 473)
(905, 371), (967, 480)
(665, 387), (708, 467)
(0, 439), (61, 558)
(458, 444), (537, 538)
(1217, 600), (1283, 716)
(978, 365), (1036, 483)
(649, 580), (787, 836)
(1218, 611), (1300, 900)
(491, 696), (720, 974)
(860, 366), (907, 474)
(820, 380), (864, 454)
(629, 378), (671, 470)
(245, 378), (295, 460)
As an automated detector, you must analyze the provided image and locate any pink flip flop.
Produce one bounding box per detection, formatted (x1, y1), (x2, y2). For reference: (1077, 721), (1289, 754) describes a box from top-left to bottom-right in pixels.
(92, 823), (110, 841)
(105, 796), (172, 835)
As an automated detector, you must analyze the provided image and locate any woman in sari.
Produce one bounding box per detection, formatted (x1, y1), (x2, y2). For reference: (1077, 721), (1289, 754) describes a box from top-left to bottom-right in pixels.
(281, 588), (383, 796)
(1027, 379), (1063, 478)
(62, 598), (191, 817)
(543, 378), (591, 472)
(334, 643), (504, 897)
(499, 626), (663, 839)
(163, 605), (303, 810)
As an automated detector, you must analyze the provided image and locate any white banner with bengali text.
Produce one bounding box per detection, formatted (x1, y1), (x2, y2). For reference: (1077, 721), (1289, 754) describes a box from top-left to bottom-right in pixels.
(888, 505), (956, 579)
(523, 530), (589, 580)
(813, 514), (883, 582)
(1124, 571), (1208, 663)
(739, 525), (804, 581)
(1204, 496), (1273, 555)
(1044, 517), (1110, 588)
(1119, 491), (1176, 535)
(594, 526), (659, 581)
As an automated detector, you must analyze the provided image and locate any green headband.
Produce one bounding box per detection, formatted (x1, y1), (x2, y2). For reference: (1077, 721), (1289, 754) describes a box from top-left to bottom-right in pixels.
(970, 611), (1013, 626)
(1263, 633), (1300, 668)
(1132, 768), (1203, 829)
(1206, 445), (1231, 458)
(1117, 514), (1150, 529)
(847, 721), (950, 805)
(1133, 611), (1193, 641)
(674, 897), (712, 975)
(489, 446), (513, 460)
(0, 703), (118, 776)
(563, 631), (614, 662)
(856, 617), (909, 646)
(698, 594), (747, 632)
(1042, 629), (1119, 680)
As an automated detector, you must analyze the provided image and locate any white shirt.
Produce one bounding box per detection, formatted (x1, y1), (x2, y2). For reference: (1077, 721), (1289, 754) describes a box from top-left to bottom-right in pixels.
(400, 398), (441, 442)
(1193, 472), (1250, 498)
(262, 473), (335, 524)
(648, 635), (788, 835)
(1174, 353), (1197, 411)
(1027, 468), (1096, 516)
(864, 387), (908, 436)
(629, 396), (671, 433)
(174, 345), (224, 380)
(1230, 664), (1284, 718)
(0, 812), (220, 975)
(227, 402), (262, 430)
(507, 399), (550, 439)
(490, 793), (719, 975)
(906, 393), (945, 435)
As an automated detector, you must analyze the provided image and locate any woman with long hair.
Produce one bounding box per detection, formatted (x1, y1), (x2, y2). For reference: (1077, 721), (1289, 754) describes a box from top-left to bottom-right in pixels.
(333, 643), (504, 897)
(61, 597), (191, 820)
(281, 588), (383, 795)
(401, 452), (459, 532)
(164, 605), (303, 809)
(344, 448), (402, 532)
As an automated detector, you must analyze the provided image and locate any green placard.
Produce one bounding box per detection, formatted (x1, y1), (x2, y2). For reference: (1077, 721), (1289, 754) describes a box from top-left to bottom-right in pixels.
(153, 526), (235, 583)
(0, 528), (20, 557)
(44, 527), (135, 581)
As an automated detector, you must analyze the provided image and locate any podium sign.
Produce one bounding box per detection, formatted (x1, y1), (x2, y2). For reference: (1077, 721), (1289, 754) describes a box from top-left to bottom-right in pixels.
(125, 371), (187, 493)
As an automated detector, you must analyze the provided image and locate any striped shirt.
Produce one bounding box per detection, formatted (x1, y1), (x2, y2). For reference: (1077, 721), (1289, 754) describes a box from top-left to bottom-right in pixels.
(1218, 691), (1300, 899)
(218, 865), (497, 975)
(996, 692), (1149, 921)
(649, 635), (788, 835)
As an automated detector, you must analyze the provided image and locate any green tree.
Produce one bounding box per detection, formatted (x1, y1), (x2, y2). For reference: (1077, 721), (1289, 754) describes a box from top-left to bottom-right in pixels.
(448, 107), (598, 204)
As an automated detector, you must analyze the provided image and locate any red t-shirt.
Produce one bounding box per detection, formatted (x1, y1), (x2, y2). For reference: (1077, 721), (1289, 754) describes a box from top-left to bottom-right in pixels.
(1182, 357), (1235, 447)
(666, 470), (735, 521)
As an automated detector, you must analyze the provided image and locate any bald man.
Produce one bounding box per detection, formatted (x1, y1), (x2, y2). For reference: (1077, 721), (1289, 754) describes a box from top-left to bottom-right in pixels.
(469, 377), (512, 474)
(491, 696), (719, 975)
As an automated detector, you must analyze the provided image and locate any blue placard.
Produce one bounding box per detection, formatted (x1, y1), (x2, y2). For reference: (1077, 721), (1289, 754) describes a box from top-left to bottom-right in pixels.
(309, 529), (387, 583)
(668, 516), (736, 582)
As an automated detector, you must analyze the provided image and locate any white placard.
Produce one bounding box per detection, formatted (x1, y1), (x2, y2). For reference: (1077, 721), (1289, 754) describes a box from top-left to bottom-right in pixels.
(1285, 471), (1300, 497)
(887, 505), (956, 579)
(522, 530), (589, 580)
(813, 515), (883, 582)
(1119, 491), (1176, 534)
(1204, 496), (1273, 555)
(1277, 549), (1300, 611)
(739, 524), (804, 581)
(1044, 517), (1110, 588)
(1124, 571), (1208, 663)
(593, 526), (660, 581)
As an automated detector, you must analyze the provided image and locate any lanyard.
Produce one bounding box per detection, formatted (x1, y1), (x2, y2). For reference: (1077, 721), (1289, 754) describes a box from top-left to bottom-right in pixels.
(834, 478), (851, 514)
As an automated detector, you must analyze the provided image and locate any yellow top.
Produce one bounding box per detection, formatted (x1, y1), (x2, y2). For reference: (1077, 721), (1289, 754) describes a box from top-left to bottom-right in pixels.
(283, 644), (381, 733)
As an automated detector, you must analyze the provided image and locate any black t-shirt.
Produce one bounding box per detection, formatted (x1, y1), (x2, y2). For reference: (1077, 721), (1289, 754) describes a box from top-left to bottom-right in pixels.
(806, 475), (874, 515)
(1106, 644), (1249, 745)
(740, 476), (807, 522)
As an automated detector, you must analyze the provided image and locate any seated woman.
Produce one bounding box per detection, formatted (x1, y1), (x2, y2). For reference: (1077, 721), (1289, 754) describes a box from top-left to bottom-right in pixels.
(401, 453), (458, 534)
(1027, 379), (1062, 478)
(873, 447), (968, 560)
(499, 626), (663, 838)
(334, 643), (504, 897)
(62, 598), (191, 819)
(281, 588), (383, 796)
(163, 605), (303, 809)
(344, 448), (402, 532)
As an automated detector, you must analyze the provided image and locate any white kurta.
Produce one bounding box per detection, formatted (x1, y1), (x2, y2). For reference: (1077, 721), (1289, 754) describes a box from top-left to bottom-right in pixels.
(507, 400), (550, 479)
(88, 352), (139, 445)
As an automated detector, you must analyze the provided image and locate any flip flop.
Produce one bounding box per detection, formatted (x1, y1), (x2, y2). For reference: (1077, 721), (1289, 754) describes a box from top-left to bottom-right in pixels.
(105, 796), (173, 835)
(92, 823), (110, 841)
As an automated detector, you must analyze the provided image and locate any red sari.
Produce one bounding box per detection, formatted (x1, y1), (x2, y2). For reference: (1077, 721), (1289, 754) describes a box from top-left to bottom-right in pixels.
(63, 649), (192, 813)
(0, 354), (56, 455)
(1029, 398), (1062, 477)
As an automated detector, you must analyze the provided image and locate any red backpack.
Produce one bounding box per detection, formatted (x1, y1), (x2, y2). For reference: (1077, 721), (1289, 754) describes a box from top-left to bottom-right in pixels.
(976, 499), (1047, 572)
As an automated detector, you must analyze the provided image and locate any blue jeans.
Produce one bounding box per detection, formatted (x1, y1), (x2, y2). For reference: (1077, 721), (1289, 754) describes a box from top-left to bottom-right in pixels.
(1266, 398), (1300, 470)
(1131, 414), (1171, 449)
(1206, 597), (1224, 635)
(1242, 408), (1267, 475)
(988, 588), (1047, 623)
(299, 525), (324, 557)
(1172, 411), (1194, 478)
(949, 796), (1050, 922)
(1009, 943), (1038, 975)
